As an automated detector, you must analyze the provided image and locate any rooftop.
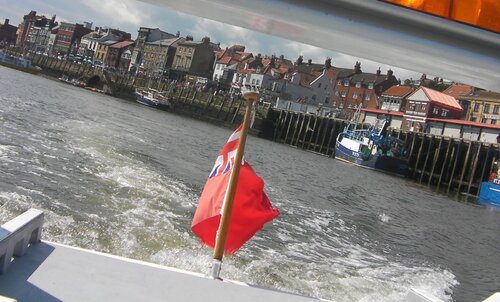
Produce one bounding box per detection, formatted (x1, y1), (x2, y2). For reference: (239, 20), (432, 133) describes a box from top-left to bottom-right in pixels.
(420, 87), (463, 111)
(381, 86), (415, 97)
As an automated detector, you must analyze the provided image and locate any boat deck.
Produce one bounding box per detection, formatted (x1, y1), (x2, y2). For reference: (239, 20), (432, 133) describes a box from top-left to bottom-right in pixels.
(0, 241), (322, 302)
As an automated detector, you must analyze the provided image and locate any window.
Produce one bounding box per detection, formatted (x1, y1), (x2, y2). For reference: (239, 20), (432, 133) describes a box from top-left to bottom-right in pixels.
(483, 104), (490, 113)
(353, 93), (358, 99)
(421, 104), (426, 111)
(356, 82), (361, 88)
(343, 80), (349, 86)
(442, 109), (448, 117)
(365, 94), (371, 101)
(494, 105), (500, 114)
(433, 107), (439, 114)
(256, 80), (260, 85)
(481, 118), (488, 123)
(471, 117), (477, 122)
(491, 119), (497, 124)
(337, 80), (342, 85)
(251, 79), (256, 84)
(341, 91), (347, 97)
(368, 83), (374, 89)
(335, 91), (339, 96)
(473, 103), (480, 112)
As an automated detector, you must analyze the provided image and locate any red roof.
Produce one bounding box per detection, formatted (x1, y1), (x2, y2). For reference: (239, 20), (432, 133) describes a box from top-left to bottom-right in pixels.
(381, 85), (415, 97)
(427, 118), (500, 130)
(442, 84), (474, 99)
(420, 87), (463, 111)
(359, 108), (404, 116)
(110, 41), (134, 49)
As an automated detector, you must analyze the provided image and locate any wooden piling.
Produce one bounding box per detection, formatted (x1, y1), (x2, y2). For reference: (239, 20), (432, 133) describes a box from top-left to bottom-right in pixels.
(467, 142), (482, 195)
(413, 134), (425, 178)
(420, 135), (434, 183)
(301, 114), (311, 149)
(456, 141), (473, 194)
(428, 136), (443, 186)
(318, 119), (330, 154)
(274, 110), (284, 142)
(447, 140), (463, 193)
(307, 116), (319, 150)
(326, 120), (338, 157)
(295, 113), (307, 146)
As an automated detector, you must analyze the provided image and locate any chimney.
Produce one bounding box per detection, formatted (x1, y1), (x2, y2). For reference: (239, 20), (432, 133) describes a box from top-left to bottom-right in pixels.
(202, 36), (210, 44)
(325, 57), (332, 68)
(387, 69), (394, 76)
(279, 54), (284, 60)
(186, 35), (193, 41)
(354, 61), (361, 74)
(307, 59), (312, 65)
(296, 55), (303, 65)
(4, 19), (9, 25)
(376, 67), (381, 76)
(176, 31), (180, 37)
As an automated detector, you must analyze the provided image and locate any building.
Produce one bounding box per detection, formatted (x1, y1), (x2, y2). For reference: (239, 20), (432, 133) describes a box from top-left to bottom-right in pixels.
(463, 91), (500, 125)
(213, 45), (253, 82)
(333, 62), (399, 111)
(78, 28), (129, 64)
(379, 85), (416, 111)
(105, 40), (135, 70)
(95, 40), (118, 65)
(0, 19), (17, 46)
(142, 37), (184, 75)
(52, 22), (92, 56)
(16, 11), (57, 52)
(442, 84), (475, 99)
(402, 86), (463, 131)
(171, 37), (220, 80)
(129, 27), (177, 73)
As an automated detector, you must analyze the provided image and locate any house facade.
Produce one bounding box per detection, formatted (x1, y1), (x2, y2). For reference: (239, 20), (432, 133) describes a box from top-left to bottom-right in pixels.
(379, 85), (416, 111)
(142, 37), (184, 75)
(402, 86), (463, 131)
(0, 19), (17, 45)
(463, 91), (500, 125)
(52, 22), (92, 56)
(129, 27), (177, 73)
(171, 37), (220, 80)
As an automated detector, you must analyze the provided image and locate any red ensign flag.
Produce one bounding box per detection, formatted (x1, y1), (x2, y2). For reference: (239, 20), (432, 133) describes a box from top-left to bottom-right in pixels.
(191, 126), (279, 254)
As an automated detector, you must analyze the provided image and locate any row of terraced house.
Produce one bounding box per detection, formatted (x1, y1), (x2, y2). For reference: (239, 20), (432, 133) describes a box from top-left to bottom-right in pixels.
(5, 10), (500, 143)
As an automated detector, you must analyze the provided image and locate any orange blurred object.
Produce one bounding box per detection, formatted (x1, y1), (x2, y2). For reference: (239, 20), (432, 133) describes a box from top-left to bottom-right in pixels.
(384, 0), (500, 33)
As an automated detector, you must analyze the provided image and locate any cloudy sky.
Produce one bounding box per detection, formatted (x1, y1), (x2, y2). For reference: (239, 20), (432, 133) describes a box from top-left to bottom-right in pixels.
(1, 0), (424, 80)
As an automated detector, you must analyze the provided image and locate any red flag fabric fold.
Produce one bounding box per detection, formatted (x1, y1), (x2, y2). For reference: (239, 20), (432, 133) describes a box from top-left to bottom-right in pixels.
(191, 126), (279, 254)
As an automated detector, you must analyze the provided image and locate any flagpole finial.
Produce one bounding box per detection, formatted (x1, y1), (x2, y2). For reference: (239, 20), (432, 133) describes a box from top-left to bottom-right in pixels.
(243, 91), (259, 103)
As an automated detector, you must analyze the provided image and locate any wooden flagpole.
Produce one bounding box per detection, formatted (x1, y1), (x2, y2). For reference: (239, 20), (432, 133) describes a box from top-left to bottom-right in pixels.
(211, 91), (259, 279)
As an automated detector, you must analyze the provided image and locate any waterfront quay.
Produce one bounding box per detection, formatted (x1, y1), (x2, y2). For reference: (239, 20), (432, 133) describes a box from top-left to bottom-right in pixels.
(2, 51), (499, 199)
(266, 109), (500, 197)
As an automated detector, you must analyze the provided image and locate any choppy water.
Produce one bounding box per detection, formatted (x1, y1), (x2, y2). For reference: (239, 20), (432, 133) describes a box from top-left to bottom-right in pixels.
(0, 67), (499, 302)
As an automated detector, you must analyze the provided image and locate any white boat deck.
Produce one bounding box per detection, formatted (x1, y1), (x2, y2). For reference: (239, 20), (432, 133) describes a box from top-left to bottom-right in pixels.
(0, 241), (323, 302)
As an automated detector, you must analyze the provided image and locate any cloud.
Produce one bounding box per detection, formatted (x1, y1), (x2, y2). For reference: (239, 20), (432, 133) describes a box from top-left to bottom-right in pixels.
(82, 0), (145, 27)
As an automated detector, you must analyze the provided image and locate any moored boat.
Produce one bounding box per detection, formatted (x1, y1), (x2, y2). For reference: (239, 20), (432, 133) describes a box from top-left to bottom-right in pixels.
(478, 168), (500, 208)
(135, 88), (171, 110)
(335, 110), (409, 176)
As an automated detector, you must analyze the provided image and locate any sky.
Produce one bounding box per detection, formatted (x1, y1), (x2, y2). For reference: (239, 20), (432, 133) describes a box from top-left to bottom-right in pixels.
(0, 0), (424, 81)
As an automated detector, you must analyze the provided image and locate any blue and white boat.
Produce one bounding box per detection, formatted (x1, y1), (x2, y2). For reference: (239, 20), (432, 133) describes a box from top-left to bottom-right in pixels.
(135, 88), (170, 110)
(335, 111), (409, 176)
(478, 176), (500, 208)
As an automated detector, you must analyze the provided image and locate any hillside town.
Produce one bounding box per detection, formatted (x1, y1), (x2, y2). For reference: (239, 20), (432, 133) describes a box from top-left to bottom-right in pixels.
(1, 10), (499, 143)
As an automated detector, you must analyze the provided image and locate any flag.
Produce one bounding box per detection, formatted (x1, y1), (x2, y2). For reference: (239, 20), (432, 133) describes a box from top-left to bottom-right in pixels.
(191, 125), (279, 254)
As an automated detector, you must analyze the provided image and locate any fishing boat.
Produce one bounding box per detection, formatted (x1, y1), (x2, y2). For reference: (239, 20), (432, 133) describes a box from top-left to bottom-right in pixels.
(0, 50), (40, 75)
(478, 171), (500, 208)
(335, 109), (410, 176)
(135, 88), (171, 110)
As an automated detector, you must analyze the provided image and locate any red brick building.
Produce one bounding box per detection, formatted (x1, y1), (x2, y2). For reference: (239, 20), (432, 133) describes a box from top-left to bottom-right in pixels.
(0, 19), (17, 45)
(333, 62), (399, 112)
(53, 22), (92, 56)
(105, 40), (135, 70)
